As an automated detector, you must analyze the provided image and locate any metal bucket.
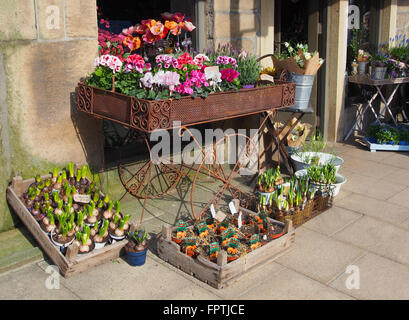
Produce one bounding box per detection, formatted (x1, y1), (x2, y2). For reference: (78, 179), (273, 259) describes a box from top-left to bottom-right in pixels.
(288, 74), (315, 110)
(358, 61), (368, 75)
(371, 67), (387, 80)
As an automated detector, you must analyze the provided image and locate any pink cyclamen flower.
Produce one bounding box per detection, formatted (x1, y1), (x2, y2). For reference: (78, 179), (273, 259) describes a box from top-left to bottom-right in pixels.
(220, 68), (239, 82)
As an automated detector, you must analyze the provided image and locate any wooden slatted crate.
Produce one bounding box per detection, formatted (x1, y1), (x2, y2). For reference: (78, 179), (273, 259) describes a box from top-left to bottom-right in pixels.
(157, 207), (295, 289)
(6, 176), (128, 278)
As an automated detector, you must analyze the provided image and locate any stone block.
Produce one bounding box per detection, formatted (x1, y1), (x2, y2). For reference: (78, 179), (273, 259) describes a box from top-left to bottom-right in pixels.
(214, 38), (257, 55)
(36, 0), (65, 40)
(65, 0), (98, 39)
(0, 0), (37, 41)
(2, 40), (102, 168)
(214, 12), (259, 39)
(214, 0), (259, 12)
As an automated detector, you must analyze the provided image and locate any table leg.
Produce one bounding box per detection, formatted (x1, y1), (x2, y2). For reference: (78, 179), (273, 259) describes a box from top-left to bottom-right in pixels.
(344, 90), (379, 141)
(375, 84), (400, 126)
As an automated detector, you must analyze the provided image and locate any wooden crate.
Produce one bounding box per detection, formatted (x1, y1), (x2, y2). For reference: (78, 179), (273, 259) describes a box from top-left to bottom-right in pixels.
(157, 207), (295, 289)
(6, 176), (128, 278)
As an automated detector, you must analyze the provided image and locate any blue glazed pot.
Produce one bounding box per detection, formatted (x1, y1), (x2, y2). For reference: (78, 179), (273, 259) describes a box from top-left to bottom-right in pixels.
(389, 141), (396, 145)
(368, 137), (376, 143)
(399, 141), (406, 146)
(126, 249), (148, 266)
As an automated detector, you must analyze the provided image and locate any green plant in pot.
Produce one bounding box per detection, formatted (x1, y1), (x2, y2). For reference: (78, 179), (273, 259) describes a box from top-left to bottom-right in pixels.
(237, 53), (262, 88)
(125, 228), (149, 266)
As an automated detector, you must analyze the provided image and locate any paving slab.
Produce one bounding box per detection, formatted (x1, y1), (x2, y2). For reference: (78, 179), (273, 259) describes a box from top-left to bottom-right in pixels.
(329, 253), (409, 300)
(380, 166), (409, 187)
(302, 206), (363, 237)
(45, 253), (220, 300)
(0, 263), (79, 300)
(332, 216), (409, 266)
(240, 268), (354, 300)
(335, 193), (409, 226)
(340, 154), (396, 179)
(378, 152), (409, 170)
(386, 187), (409, 209)
(148, 249), (286, 299)
(339, 146), (391, 162)
(342, 171), (406, 200)
(275, 227), (365, 284)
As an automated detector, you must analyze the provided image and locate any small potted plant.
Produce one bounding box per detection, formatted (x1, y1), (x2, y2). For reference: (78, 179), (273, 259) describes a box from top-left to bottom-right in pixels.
(357, 49), (370, 74)
(370, 52), (388, 80)
(125, 228), (149, 266)
(237, 52), (262, 88)
(92, 219), (110, 249)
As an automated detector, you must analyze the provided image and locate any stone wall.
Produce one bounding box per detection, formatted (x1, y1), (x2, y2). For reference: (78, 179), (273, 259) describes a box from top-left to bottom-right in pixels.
(397, 0), (409, 36)
(208, 0), (262, 55)
(0, 0), (101, 232)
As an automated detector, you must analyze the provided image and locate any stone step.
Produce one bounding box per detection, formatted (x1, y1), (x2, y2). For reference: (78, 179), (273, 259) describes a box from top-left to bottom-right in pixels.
(0, 227), (44, 275)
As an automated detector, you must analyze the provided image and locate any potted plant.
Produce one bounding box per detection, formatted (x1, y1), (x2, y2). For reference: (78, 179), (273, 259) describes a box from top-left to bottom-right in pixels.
(237, 52), (262, 88)
(125, 228), (149, 266)
(357, 49), (370, 74)
(92, 219), (109, 249)
(291, 132), (344, 173)
(295, 163), (347, 197)
(370, 53), (388, 80)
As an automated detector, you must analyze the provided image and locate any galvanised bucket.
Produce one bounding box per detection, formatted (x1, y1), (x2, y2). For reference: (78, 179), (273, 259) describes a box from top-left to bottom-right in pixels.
(288, 73), (315, 110)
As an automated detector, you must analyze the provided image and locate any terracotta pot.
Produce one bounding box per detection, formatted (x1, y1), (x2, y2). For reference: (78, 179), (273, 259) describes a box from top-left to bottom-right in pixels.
(227, 256), (239, 263)
(171, 236), (183, 244)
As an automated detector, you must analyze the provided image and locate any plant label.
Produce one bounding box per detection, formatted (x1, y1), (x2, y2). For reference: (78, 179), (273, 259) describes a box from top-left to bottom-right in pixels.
(209, 242), (219, 254)
(229, 237), (239, 248)
(177, 221), (187, 232)
(215, 211), (226, 223)
(229, 201), (237, 215)
(238, 212), (243, 229)
(73, 194), (91, 204)
(250, 234), (259, 245)
(185, 237), (196, 246)
(260, 73), (275, 83)
(197, 222), (207, 233)
(210, 204), (216, 218)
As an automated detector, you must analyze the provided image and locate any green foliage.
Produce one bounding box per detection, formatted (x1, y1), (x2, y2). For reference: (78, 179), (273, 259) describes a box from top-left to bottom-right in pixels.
(306, 164), (336, 185)
(86, 66), (114, 90)
(127, 228), (148, 245)
(237, 54), (262, 86)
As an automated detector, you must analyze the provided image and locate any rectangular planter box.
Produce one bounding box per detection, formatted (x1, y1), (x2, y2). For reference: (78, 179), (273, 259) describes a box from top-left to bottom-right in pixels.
(363, 138), (409, 152)
(77, 81), (296, 132)
(6, 176), (128, 278)
(157, 207), (295, 289)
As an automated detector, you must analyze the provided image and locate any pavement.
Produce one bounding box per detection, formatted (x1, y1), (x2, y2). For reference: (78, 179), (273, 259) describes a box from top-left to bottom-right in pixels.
(1, 141), (409, 300)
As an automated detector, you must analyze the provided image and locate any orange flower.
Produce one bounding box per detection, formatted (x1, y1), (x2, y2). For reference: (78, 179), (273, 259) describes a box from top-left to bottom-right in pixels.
(210, 252), (219, 259)
(186, 245), (196, 251)
(176, 231), (186, 239)
(250, 243), (260, 250)
(123, 35), (141, 51)
(199, 230), (209, 238)
(227, 247), (238, 255)
(165, 20), (181, 35)
(222, 239), (229, 246)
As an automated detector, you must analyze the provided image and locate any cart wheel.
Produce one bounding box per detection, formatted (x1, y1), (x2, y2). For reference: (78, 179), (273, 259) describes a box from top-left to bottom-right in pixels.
(190, 133), (259, 220)
(118, 134), (183, 199)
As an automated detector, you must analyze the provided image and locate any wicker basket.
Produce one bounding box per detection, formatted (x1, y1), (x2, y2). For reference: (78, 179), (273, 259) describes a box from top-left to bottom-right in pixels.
(303, 199), (314, 219)
(274, 208), (304, 227)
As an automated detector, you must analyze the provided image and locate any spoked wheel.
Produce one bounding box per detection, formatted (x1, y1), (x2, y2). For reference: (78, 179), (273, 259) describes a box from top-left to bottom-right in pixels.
(118, 132), (184, 199)
(190, 133), (259, 220)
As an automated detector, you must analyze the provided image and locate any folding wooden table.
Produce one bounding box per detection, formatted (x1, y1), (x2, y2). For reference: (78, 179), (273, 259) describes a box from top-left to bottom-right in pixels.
(344, 75), (409, 141)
